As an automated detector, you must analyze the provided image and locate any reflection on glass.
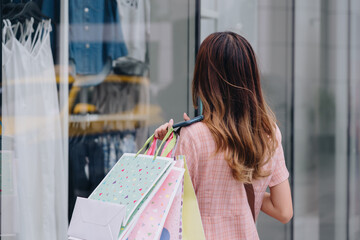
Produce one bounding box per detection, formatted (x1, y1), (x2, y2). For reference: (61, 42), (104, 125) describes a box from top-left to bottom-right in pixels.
(1, 0), (195, 238)
(67, 0), (195, 220)
(293, 0), (357, 240)
(1, 1), (68, 239)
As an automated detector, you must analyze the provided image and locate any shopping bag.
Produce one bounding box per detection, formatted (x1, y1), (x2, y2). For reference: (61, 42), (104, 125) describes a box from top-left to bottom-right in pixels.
(148, 133), (206, 240)
(68, 129), (176, 239)
(123, 130), (181, 240)
(89, 152), (174, 224)
(179, 155), (206, 240)
(125, 167), (185, 240)
(161, 157), (184, 240)
(144, 133), (206, 240)
(68, 197), (127, 240)
(69, 152), (174, 239)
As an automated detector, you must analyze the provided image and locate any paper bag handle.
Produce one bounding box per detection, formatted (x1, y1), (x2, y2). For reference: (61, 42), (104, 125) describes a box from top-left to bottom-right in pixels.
(136, 127), (175, 160)
(160, 132), (176, 157)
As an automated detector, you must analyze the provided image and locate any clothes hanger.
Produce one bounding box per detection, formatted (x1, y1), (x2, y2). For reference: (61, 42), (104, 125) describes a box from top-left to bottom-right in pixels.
(9, 1), (50, 24)
(3, 3), (26, 20)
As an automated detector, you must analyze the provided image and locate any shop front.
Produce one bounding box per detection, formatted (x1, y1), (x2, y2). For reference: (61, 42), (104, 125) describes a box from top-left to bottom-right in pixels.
(1, 0), (360, 239)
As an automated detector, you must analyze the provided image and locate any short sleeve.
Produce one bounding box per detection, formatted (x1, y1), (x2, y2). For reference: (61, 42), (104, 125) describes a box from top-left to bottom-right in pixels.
(269, 126), (289, 187)
(174, 127), (199, 189)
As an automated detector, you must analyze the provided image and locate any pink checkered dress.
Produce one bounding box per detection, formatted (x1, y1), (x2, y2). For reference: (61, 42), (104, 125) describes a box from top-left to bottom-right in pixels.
(175, 122), (289, 240)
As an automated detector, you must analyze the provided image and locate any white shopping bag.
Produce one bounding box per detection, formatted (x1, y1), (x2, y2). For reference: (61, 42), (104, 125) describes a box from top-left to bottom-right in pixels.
(68, 197), (126, 240)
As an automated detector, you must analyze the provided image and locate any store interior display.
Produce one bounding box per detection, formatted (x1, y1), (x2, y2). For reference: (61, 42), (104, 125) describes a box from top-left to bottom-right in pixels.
(1, 2), (66, 239)
(1, 0), (154, 238)
(68, 0), (128, 75)
(67, 0), (151, 218)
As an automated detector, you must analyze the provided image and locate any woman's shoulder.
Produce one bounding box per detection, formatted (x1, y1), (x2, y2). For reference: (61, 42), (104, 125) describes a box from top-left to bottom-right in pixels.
(179, 121), (209, 137)
(178, 122), (215, 148)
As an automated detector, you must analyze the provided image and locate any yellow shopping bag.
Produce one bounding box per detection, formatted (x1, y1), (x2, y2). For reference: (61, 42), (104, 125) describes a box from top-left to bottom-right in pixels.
(181, 156), (206, 240)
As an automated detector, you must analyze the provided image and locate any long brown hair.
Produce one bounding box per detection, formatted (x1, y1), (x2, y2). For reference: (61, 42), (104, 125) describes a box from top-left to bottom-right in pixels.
(192, 32), (277, 183)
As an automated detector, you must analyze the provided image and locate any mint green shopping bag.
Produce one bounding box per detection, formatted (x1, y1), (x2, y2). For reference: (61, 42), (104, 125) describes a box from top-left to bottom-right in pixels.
(88, 128), (176, 239)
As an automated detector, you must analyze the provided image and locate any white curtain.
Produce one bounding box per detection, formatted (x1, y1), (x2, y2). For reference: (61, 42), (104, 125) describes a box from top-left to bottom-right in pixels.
(1, 19), (67, 239)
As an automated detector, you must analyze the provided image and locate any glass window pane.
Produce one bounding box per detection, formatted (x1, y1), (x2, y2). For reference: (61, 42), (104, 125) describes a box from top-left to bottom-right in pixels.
(349, 1), (360, 239)
(1, 0), (196, 238)
(293, 0), (352, 239)
(66, 0), (196, 219)
(1, 0), (69, 238)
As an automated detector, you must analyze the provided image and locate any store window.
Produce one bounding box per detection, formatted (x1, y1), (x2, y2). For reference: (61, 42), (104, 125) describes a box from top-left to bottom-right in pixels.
(2, 0), (359, 239)
(67, 0), (196, 219)
(1, 0), (196, 239)
(293, 1), (359, 239)
(200, 0), (360, 239)
(1, 0), (69, 239)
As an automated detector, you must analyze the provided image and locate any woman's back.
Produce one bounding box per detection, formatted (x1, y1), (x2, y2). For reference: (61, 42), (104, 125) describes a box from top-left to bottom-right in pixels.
(175, 122), (289, 240)
(156, 31), (293, 239)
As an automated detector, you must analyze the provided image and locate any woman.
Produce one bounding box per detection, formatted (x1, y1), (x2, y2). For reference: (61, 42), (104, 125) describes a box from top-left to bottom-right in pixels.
(155, 32), (293, 239)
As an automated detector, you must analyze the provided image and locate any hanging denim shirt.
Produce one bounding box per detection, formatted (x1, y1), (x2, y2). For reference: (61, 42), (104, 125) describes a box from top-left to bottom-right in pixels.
(69, 0), (128, 74)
